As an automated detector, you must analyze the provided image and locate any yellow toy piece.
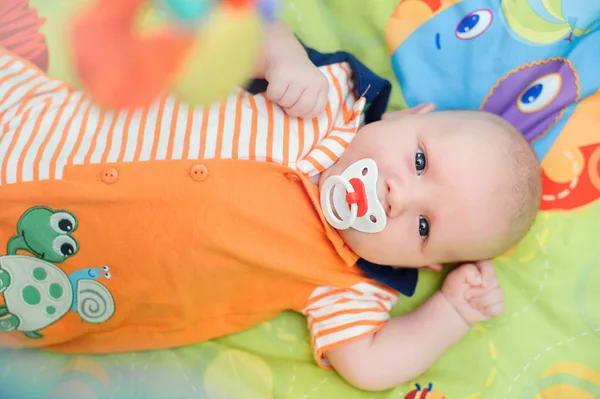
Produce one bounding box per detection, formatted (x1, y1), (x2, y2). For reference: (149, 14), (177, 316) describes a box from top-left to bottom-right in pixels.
(171, 4), (263, 106)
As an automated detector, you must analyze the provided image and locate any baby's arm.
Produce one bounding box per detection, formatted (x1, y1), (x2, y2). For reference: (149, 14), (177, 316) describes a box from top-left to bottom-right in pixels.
(326, 261), (504, 391)
(326, 291), (467, 390)
(252, 21), (307, 79)
(253, 21), (329, 118)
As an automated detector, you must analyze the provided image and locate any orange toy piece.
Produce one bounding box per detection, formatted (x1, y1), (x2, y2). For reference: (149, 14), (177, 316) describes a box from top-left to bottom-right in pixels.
(70, 0), (193, 109)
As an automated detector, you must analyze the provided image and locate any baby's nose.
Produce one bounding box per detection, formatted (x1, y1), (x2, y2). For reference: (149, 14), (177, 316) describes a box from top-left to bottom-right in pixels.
(385, 178), (423, 218)
(385, 179), (407, 219)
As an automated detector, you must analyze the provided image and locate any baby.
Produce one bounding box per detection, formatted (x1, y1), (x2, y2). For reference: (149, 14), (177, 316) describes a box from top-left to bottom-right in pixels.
(0, 19), (540, 391)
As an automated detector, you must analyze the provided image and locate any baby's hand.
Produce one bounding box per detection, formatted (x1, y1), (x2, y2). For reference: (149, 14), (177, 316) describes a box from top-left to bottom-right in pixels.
(264, 57), (329, 119)
(441, 260), (505, 326)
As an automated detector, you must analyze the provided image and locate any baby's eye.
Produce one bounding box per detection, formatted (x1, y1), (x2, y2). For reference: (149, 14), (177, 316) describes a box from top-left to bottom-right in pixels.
(418, 215), (430, 239)
(415, 149), (426, 175)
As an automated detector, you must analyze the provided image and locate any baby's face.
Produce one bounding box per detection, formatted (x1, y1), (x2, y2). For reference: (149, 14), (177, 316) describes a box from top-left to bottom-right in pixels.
(319, 108), (515, 268)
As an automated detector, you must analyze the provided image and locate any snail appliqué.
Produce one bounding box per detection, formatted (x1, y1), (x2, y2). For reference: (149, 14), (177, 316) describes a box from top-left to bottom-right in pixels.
(0, 206), (115, 339)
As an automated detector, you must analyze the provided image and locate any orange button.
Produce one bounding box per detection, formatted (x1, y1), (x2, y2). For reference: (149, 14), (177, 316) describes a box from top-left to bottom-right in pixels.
(189, 164), (208, 182)
(100, 167), (118, 184)
(285, 173), (300, 183)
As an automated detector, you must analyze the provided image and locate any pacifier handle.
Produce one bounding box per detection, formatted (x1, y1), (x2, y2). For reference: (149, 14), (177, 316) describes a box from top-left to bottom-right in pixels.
(320, 175), (358, 230)
(346, 192), (360, 205)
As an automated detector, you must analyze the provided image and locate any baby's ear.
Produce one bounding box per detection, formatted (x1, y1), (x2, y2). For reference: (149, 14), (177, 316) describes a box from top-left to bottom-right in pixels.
(382, 103), (435, 120)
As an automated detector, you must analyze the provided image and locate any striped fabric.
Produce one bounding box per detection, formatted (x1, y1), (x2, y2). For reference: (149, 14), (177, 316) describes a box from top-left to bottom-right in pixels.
(0, 48), (364, 186)
(302, 281), (399, 367)
(0, 47), (394, 363)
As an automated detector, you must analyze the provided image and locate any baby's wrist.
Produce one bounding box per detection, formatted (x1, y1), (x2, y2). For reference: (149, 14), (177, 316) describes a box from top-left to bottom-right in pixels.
(269, 49), (309, 72)
(438, 290), (472, 329)
(264, 31), (309, 75)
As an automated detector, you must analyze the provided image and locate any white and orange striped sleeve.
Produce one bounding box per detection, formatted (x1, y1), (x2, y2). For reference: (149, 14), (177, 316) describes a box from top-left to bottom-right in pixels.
(295, 62), (366, 178)
(0, 46), (69, 123)
(301, 281), (399, 368)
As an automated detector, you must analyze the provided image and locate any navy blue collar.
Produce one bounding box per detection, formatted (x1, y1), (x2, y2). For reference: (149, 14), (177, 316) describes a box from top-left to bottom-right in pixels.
(356, 258), (419, 297)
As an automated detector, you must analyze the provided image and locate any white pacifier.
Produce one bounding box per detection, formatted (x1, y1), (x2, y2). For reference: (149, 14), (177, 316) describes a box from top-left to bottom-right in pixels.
(320, 158), (387, 233)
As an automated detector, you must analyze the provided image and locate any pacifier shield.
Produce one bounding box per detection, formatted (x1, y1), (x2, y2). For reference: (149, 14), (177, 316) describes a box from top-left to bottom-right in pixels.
(320, 158), (387, 233)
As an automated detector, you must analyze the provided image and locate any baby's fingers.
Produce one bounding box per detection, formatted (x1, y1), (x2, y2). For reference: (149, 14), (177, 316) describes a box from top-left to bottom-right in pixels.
(468, 286), (504, 310)
(483, 302), (505, 318)
(266, 80), (288, 104)
(279, 85), (306, 111)
(286, 88), (320, 118)
(476, 260), (498, 288)
(302, 87), (329, 119)
(460, 263), (483, 287)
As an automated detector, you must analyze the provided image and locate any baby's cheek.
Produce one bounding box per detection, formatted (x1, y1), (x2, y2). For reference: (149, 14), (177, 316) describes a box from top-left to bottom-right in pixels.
(339, 229), (376, 259)
(337, 228), (362, 252)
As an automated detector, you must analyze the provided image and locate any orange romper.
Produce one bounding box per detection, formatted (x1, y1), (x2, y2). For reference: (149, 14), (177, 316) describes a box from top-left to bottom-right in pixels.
(0, 46), (410, 366)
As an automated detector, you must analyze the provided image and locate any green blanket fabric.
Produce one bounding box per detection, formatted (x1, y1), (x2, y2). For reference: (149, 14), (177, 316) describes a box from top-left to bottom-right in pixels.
(1, 1), (599, 398)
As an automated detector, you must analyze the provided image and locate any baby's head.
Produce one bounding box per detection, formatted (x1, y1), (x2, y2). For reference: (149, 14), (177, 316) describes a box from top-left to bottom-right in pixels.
(319, 105), (542, 268)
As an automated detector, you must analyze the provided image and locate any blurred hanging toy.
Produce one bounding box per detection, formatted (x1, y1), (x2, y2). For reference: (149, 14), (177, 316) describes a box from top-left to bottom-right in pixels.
(70, 0), (278, 108)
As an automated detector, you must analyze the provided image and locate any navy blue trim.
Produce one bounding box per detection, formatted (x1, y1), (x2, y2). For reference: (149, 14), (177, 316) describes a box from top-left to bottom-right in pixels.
(356, 258), (419, 297)
(245, 45), (392, 124)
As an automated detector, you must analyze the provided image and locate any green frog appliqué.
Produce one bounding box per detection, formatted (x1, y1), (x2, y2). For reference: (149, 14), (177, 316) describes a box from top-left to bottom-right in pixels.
(0, 206), (115, 338)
